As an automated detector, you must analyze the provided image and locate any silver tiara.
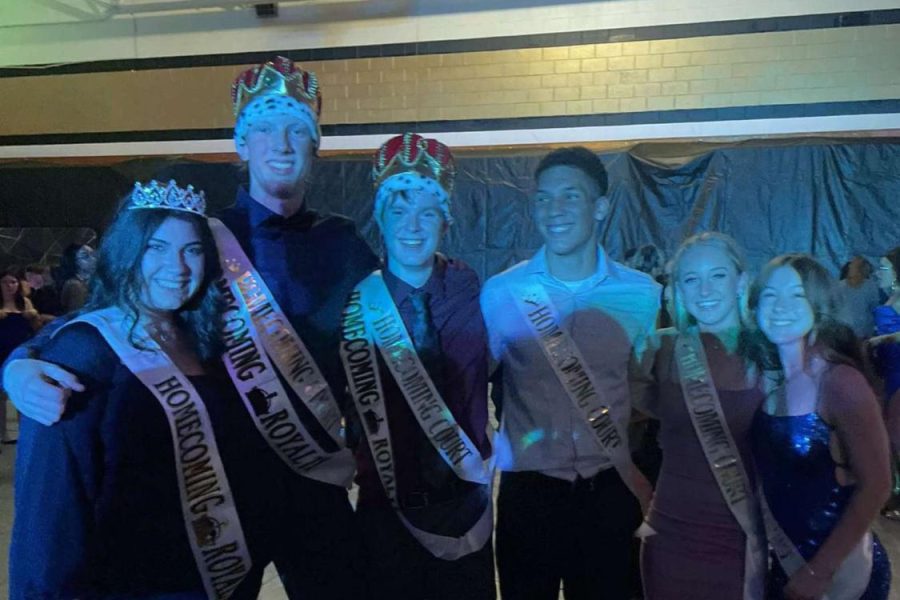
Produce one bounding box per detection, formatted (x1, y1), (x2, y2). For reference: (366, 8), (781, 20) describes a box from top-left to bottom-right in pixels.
(127, 179), (207, 216)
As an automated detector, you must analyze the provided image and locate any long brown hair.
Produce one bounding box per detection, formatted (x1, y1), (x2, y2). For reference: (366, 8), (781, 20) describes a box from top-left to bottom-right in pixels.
(1, 266), (27, 312)
(742, 253), (869, 377)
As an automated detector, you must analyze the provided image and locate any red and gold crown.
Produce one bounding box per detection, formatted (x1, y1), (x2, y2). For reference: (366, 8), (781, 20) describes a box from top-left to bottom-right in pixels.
(372, 133), (456, 195)
(231, 56), (321, 120)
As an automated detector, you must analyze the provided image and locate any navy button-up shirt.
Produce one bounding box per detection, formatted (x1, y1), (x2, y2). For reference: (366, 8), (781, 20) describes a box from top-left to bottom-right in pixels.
(220, 188), (379, 449)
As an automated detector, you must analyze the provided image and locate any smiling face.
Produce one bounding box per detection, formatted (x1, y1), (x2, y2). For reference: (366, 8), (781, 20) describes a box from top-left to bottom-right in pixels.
(237, 112), (314, 211)
(381, 189), (446, 285)
(534, 165), (609, 260)
(756, 265), (815, 348)
(139, 216), (206, 314)
(675, 243), (746, 333)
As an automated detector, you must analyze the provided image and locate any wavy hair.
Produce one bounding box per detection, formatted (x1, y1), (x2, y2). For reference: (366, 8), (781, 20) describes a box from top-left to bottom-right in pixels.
(85, 204), (224, 362)
(742, 253), (867, 376)
(666, 231), (749, 332)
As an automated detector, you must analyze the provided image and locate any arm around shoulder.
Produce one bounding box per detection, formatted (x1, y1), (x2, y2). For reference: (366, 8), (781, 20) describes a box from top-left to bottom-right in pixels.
(10, 325), (114, 597)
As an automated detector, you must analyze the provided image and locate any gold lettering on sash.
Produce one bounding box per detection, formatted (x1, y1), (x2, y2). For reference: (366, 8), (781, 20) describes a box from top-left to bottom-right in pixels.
(218, 279), (267, 381)
(257, 409), (328, 471)
(341, 293), (380, 407)
(524, 300), (622, 449)
(149, 374), (249, 598)
(233, 272), (318, 389)
(677, 340), (747, 505)
(201, 542), (251, 599)
(370, 308), (474, 466)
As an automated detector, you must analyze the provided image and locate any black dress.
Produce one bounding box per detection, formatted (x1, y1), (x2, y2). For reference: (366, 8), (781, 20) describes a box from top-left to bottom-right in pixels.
(10, 322), (284, 599)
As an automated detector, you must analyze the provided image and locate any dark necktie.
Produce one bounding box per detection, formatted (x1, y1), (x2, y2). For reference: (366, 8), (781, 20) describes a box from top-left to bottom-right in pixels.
(408, 289), (453, 491)
(409, 290), (441, 372)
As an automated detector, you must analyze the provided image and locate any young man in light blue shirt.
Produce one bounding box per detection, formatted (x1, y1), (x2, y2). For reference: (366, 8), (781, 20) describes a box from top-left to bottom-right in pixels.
(481, 146), (660, 600)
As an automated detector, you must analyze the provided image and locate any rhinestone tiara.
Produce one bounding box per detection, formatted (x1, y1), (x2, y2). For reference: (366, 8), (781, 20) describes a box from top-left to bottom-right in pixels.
(126, 180), (207, 216)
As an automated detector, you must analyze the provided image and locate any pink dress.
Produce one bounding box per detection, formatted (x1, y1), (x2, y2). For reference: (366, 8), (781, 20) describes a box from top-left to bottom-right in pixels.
(641, 333), (764, 600)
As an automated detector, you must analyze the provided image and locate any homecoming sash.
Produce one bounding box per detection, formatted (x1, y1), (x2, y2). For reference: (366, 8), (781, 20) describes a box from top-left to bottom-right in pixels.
(340, 271), (493, 559)
(210, 218), (355, 487)
(674, 331), (766, 600)
(66, 308), (252, 600)
(512, 282), (638, 496)
(759, 486), (873, 599)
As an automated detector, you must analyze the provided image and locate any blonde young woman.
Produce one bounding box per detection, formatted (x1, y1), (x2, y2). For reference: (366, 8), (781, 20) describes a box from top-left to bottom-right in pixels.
(640, 232), (766, 599)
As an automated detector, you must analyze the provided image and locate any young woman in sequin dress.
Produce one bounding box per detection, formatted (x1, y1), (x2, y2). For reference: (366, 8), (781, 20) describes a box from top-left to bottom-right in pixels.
(747, 254), (891, 600)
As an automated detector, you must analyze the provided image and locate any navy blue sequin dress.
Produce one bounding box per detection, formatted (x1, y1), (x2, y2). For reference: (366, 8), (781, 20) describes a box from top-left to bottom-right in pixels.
(752, 409), (890, 599)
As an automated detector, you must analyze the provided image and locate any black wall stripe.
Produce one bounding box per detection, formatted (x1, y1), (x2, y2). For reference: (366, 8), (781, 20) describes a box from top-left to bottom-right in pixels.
(2, 100), (897, 147)
(1, 9), (898, 78)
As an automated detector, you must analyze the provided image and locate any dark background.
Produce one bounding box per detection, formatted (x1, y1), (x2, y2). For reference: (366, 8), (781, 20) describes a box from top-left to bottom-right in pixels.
(1, 137), (898, 277)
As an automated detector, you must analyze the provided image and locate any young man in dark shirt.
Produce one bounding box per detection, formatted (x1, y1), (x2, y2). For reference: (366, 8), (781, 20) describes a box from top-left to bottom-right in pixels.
(341, 133), (495, 599)
(3, 56), (377, 599)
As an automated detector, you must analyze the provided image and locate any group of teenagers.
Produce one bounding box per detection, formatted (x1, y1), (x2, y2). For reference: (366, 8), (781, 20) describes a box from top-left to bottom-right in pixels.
(2, 55), (897, 600)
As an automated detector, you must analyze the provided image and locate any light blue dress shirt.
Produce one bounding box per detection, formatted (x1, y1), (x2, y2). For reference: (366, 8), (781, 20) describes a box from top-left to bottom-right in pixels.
(481, 245), (660, 481)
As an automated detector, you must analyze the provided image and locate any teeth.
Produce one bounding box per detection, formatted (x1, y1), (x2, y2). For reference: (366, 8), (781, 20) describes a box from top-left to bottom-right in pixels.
(696, 301), (719, 308)
(270, 161), (293, 169)
(400, 240), (424, 246)
(157, 280), (187, 290)
(547, 225), (571, 233)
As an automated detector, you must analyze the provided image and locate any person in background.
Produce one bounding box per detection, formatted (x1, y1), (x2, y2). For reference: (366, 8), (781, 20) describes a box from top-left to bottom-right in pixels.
(747, 254), (891, 600)
(57, 243), (97, 313)
(837, 255), (880, 339)
(25, 263), (62, 317)
(870, 246), (900, 519)
(626, 244), (670, 329)
(0, 266), (39, 446)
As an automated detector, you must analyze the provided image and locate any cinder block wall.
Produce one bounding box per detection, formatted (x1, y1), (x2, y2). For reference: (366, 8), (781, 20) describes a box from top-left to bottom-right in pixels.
(2, 24), (897, 138)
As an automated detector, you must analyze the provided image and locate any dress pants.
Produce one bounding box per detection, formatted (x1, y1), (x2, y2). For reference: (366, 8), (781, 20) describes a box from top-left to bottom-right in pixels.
(266, 474), (368, 600)
(356, 503), (496, 600)
(497, 469), (642, 600)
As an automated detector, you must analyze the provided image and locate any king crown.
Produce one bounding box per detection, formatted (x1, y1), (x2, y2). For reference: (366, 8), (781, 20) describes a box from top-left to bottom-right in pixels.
(127, 180), (207, 216)
(231, 57), (320, 117)
(372, 133), (456, 194)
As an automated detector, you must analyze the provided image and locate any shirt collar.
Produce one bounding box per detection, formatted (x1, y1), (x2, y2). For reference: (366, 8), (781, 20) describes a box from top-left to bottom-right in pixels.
(238, 186), (317, 232)
(525, 244), (618, 286)
(382, 253), (449, 306)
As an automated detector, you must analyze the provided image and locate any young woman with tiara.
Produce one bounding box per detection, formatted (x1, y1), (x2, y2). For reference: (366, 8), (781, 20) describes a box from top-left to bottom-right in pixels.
(748, 254), (891, 600)
(10, 181), (281, 599)
(639, 232), (766, 599)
